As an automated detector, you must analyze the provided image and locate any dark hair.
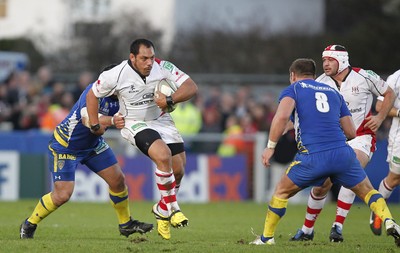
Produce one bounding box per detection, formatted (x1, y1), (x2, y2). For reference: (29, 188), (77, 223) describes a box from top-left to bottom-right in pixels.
(101, 63), (118, 72)
(289, 58), (316, 76)
(130, 39), (155, 55)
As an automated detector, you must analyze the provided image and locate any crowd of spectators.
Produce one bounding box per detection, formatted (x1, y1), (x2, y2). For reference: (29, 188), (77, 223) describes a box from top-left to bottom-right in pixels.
(0, 66), (392, 157)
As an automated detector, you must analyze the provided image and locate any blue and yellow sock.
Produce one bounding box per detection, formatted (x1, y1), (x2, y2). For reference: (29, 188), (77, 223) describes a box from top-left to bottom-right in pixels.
(109, 186), (131, 225)
(364, 189), (393, 221)
(27, 192), (58, 224)
(263, 195), (288, 238)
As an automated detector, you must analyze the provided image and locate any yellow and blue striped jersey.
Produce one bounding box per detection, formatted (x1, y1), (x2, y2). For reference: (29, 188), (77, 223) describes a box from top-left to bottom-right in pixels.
(53, 83), (119, 150)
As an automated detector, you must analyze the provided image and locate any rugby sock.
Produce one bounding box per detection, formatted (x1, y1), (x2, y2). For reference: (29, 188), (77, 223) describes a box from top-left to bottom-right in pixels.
(364, 189), (393, 221)
(378, 179), (393, 199)
(158, 184), (180, 217)
(333, 186), (355, 228)
(262, 195), (288, 238)
(301, 189), (327, 234)
(109, 186), (131, 225)
(155, 168), (180, 216)
(27, 192), (58, 224)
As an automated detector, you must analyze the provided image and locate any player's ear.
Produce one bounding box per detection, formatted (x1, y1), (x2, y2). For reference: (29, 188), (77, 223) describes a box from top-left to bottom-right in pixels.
(129, 53), (135, 62)
(289, 72), (296, 84)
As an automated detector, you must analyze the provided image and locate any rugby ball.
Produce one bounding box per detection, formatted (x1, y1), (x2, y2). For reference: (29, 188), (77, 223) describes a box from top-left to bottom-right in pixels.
(154, 79), (178, 113)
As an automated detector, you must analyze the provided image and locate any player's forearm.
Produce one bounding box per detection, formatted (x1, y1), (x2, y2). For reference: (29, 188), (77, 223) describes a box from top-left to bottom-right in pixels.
(376, 98), (399, 118)
(86, 89), (100, 125)
(378, 88), (396, 120)
(172, 78), (198, 103)
(269, 116), (288, 143)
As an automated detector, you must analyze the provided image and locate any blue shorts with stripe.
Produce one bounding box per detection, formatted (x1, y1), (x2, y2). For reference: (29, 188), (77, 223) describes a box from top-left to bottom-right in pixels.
(47, 136), (117, 182)
(287, 145), (366, 189)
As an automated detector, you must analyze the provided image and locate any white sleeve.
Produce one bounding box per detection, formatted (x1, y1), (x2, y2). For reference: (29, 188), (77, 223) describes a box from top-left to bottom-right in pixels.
(158, 60), (189, 88)
(91, 71), (117, 98)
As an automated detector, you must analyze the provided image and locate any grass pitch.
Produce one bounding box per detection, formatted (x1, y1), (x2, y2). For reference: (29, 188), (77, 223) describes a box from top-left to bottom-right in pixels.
(2, 200), (400, 253)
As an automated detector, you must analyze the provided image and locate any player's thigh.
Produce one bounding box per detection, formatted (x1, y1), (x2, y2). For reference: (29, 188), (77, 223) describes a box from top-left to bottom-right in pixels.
(348, 135), (373, 167)
(97, 164), (125, 191)
(354, 149), (370, 168)
(83, 146), (122, 183)
(274, 173), (302, 199)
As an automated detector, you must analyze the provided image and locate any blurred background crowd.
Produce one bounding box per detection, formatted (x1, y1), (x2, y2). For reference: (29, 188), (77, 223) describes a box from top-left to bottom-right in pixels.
(0, 65), (392, 154)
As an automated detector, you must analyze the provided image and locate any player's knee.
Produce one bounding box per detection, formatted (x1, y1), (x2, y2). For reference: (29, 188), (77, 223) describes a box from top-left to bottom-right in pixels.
(52, 190), (72, 205)
(312, 186), (329, 197)
(149, 142), (172, 166)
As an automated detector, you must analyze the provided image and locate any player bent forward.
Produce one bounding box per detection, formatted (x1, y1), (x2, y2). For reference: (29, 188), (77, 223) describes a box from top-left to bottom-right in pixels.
(20, 75), (153, 239)
(86, 38), (198, 240)
(249, 58), (400, 247)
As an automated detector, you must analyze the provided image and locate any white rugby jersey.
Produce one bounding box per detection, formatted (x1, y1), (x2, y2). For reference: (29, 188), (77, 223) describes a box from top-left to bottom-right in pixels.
(316, 67), (388, 137)
(92, 59), (189, 121)
(378, 70), (400, 140)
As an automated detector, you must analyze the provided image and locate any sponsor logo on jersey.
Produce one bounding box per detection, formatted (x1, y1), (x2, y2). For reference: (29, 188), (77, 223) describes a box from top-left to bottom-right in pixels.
(352, 86), (359, 94)
(131, 100), (152, 106)
(162, 61), (175, 73)
(350, 107), (362, 113)
(366, 70), (378, 78)
(143, 93), (153, 99)
(130, 93), (154, 106)
(131, 122), (147, 131)
(299, 81), (334, 92)
(58, 154), (76, 160)
(393, 156), (400, 164)
(129, 85), (138, 93)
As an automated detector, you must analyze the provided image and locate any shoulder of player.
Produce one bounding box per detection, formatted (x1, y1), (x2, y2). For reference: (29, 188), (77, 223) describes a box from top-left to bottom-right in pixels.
(351, 67), (382, 82)
(96, 61), (135, 89)
(387, 70), (400, 84)
(155, 58), (179, 71)
(315, 73), (330, 82)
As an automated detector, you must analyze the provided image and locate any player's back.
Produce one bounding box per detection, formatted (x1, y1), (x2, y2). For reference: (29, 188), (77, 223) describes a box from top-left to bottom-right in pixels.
(287, 79), (349, 153)
(53, 83), (119, 150)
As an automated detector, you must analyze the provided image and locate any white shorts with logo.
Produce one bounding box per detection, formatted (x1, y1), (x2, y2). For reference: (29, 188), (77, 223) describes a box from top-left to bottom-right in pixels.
(347, 135), (374, 160)
(120, 113), (183, 147)
(387, 130), (400, 174)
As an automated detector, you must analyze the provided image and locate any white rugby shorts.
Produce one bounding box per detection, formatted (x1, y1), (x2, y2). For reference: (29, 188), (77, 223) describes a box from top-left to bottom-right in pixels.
(120, 113), (183, 147)
(347, 135), (374, 160)
(387, 131), (400, 174)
